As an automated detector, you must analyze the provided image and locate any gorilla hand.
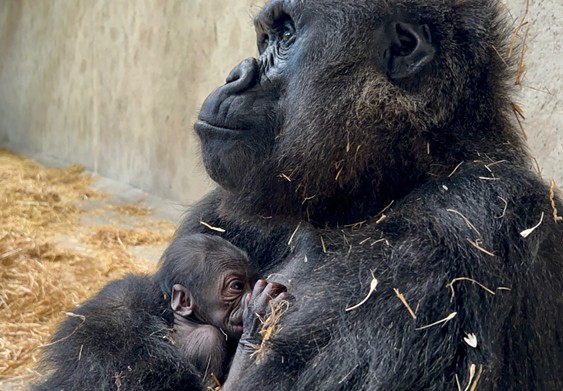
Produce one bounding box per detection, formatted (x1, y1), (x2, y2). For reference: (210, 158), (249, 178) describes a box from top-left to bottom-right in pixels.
(240, 280), (289, 352)
(221, 280), (289, 391)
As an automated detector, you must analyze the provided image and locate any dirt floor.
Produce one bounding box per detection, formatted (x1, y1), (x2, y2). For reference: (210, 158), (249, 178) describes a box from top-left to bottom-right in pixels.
(0, 148), (185, 390)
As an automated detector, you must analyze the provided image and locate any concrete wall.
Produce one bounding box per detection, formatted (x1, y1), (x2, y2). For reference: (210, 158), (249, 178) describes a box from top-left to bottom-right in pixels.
(509, 0), (563, 184)
(0, 0), (561, 206)
(0, 0), (261, 205)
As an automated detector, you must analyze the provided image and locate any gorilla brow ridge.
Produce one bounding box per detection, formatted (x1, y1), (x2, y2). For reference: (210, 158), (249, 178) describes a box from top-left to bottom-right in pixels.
(254, 0), (292, 34)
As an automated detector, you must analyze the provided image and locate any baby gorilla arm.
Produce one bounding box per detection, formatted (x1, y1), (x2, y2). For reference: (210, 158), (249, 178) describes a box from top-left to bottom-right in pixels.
(173, 317), (227, 381)
(222, 280), (288, 390)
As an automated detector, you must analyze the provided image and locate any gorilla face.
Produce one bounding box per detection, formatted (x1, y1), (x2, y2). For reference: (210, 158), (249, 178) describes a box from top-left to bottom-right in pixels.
(194, 56), (281, 192)
(194, 0), (517, 223)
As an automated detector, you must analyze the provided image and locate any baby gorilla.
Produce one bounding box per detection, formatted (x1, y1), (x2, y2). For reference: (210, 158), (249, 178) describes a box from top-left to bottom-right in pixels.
(32, 234), (287, 391)
(155, 233), (286, 383)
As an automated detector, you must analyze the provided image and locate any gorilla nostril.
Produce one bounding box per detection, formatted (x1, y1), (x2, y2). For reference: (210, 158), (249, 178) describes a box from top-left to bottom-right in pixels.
(226, 67), (242, 83)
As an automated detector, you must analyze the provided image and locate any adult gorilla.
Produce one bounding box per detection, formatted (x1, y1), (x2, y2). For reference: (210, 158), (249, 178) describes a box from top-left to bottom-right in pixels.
(180, 0), (563, 389)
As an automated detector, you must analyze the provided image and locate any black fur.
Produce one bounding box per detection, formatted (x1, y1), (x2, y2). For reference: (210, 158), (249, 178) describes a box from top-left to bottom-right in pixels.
(184, 0), (563, 389)
(32, 275), (202, 391)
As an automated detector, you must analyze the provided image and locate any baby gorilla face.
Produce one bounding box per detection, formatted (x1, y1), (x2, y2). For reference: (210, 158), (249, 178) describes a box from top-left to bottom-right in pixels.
(197, 263), (259, 339)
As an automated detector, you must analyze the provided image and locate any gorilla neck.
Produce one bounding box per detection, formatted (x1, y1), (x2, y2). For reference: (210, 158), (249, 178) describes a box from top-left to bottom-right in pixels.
(222, 162), (422, 227)
(223, 124), (528, 227)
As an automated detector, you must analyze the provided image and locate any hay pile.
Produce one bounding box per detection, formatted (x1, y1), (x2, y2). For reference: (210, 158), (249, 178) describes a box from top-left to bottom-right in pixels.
(0, 148), (175, 384)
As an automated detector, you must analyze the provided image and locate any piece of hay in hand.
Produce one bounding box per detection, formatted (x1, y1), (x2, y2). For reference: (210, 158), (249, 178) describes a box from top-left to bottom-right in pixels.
(251, 299), (290, 364)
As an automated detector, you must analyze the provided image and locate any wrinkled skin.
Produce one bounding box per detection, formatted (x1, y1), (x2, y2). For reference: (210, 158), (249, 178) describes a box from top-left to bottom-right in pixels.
(170, 264), (287, 385)
(222, 280), (291, 390)
(182, 261), (259, 339)
(183, 0), (562, 390)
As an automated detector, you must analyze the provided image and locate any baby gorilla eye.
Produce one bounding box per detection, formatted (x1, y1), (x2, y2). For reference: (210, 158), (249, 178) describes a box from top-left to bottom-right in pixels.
(229, 280), (244, 291)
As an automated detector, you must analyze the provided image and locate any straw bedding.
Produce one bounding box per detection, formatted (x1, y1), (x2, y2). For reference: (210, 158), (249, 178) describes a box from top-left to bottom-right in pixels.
(0, 148), (174, 385)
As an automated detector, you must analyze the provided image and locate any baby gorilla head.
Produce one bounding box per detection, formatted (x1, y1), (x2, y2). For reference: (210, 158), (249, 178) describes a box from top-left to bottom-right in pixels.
(154, 234), (259, 380)
(169, 239), (257, 338)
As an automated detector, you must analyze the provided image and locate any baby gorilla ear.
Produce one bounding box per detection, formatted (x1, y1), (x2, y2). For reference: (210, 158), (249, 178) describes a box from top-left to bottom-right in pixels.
(382, 18), (435, 80)
(171, 284), (195, 318)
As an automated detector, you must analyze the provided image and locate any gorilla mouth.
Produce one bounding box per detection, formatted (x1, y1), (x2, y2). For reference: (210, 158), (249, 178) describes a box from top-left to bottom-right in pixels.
(194, 120), (246, 139)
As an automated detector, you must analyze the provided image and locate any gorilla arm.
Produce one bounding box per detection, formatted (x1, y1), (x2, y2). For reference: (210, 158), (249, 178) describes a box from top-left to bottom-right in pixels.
(172, 318), (227, 382)
(32, 275), (203, 391)
(314, 164), (561, 390)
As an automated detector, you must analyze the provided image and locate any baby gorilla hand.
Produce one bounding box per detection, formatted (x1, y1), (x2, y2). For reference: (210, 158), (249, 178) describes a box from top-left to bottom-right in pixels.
(239, 280), (288, 351)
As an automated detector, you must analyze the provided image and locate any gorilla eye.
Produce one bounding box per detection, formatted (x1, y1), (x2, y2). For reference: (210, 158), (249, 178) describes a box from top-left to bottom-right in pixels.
(281, 28), (294, 43)
(273, 13), (295, 46)
(229, 280), (244, 291)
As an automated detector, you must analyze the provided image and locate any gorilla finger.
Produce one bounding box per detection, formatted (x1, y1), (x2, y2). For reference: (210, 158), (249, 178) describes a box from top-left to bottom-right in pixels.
(253, 282), (278, 313)
(270, 291), (291, 305)
(266, 282), (287, 297)
(249, 279), (267, 304)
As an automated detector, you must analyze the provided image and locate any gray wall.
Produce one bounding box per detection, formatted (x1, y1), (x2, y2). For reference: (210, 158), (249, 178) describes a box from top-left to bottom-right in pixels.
(510, 0), (562, 183)
(0, 0), (561, 206)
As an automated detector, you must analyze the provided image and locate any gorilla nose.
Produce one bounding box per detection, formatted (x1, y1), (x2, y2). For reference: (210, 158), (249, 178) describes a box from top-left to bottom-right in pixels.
(224, 58), (259, 93)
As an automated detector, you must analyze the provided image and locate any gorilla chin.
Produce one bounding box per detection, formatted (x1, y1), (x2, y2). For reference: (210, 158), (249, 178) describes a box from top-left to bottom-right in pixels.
(196, 120), (273, 192)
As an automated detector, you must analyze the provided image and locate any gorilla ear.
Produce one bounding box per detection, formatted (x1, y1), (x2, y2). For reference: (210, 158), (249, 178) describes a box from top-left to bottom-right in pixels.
(171, 284), (194, 317)
(383, 20), (435, 80)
